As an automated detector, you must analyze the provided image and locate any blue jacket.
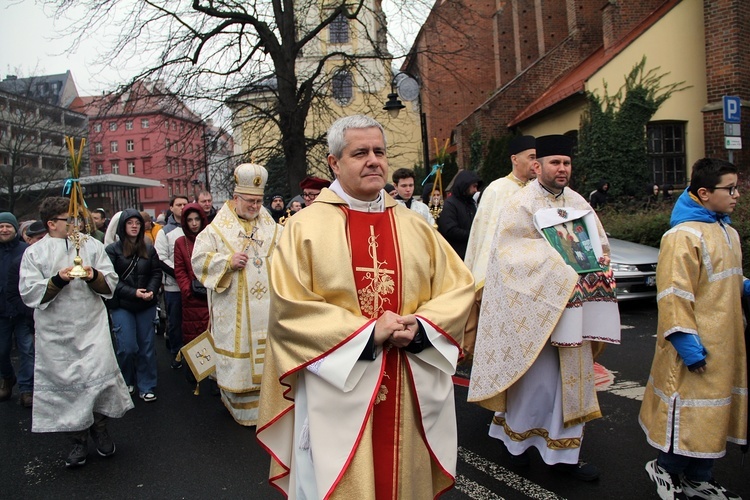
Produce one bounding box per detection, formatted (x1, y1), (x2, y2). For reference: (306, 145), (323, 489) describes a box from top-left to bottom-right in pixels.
(0, 235), (29, 317)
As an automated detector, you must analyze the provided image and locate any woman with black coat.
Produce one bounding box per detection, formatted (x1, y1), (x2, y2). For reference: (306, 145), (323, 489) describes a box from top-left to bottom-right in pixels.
(105, 209), (162, 402)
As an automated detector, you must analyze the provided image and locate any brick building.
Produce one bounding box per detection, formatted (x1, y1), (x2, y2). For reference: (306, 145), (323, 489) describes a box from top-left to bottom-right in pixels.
(72, 80), (208, 216)
(410, 0), (750, 185)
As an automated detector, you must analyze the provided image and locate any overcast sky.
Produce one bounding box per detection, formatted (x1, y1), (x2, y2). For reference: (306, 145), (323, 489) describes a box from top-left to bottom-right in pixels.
(0, 0), (424, 98)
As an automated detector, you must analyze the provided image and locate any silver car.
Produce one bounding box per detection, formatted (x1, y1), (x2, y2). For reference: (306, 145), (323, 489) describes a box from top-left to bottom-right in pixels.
(608, 238), (659, 301)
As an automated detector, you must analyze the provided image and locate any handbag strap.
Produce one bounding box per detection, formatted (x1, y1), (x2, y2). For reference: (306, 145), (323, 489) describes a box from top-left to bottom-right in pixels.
(121, 255), (140, 282)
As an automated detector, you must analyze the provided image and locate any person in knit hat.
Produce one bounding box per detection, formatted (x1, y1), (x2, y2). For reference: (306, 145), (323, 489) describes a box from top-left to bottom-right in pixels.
(0, 212), (30, 405)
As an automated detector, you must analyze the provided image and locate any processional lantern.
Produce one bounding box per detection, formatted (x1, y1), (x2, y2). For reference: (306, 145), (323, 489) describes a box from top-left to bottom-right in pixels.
(427, 138), (449, 227)
(64, 136), (92, 279)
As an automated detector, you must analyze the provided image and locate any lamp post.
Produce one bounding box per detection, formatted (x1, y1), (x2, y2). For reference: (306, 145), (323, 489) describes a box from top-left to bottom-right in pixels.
(383, 72), (429, 172)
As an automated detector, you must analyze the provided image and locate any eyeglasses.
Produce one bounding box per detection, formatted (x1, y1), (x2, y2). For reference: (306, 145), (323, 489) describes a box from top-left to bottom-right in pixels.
(235, 194), (264, 206)
(52, 218), (69, 222)
(302, 191), (320, 200)
(713, 185), (739, 196)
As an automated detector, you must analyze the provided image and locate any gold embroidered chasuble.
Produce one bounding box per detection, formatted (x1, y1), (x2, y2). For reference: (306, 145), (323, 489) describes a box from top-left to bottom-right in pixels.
(468, 180), (619, 427)
(257, 189), (474, 499)
(465, 173), (527, 291)
(192, 201), (282, 425)
(639, 220), (748, 457)
(463, 174), (527, 357)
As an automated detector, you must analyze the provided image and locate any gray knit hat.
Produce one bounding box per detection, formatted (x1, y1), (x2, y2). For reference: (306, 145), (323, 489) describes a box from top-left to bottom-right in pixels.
(0, 212), (19, 233)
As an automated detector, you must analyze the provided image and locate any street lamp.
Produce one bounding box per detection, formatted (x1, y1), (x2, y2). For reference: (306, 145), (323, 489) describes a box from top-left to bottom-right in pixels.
(383, 72), (429, 170)
(383, 92), (405, 118)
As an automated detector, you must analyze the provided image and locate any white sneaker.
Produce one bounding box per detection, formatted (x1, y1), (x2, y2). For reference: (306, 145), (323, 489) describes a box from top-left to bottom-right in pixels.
(645, 460), (688, 500)
(139, 392), (157, 402)
(681, 477), (741, 500)
(127, 385), (134, 395)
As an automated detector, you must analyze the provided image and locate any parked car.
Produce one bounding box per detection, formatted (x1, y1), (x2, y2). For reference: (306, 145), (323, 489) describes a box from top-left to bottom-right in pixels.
(608, 238), (659, 301)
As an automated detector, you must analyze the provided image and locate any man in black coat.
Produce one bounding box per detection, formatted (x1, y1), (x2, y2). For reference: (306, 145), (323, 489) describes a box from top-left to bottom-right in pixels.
(0, 212), (32, 405)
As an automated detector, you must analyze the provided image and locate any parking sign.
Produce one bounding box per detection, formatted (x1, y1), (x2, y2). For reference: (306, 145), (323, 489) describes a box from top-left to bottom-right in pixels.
(723, 96), (741, 123)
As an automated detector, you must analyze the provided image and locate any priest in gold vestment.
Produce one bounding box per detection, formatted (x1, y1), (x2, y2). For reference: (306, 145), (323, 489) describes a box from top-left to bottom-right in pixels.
(468, 135), (620, 482)
(192, 163), (282, 426)
(463, 135), (536, 357)
(640, 158), (747, 500)
(257, 115), (474, 499)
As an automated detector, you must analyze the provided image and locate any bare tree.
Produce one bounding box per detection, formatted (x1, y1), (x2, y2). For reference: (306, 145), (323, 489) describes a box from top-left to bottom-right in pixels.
(46, 0), (480, 191)
(0, 80), (87, 216)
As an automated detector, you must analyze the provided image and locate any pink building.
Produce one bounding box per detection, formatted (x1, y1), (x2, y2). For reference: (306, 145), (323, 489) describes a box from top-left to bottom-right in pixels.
(71, 80), (207, 215)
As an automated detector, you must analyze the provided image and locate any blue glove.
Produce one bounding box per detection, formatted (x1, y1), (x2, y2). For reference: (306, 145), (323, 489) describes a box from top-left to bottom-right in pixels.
(667, 331), (707, 371)
(743, 278), (750, 297)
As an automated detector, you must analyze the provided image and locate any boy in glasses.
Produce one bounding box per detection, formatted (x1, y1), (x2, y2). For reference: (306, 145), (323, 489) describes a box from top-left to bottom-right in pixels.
(640, 158), (746, 500)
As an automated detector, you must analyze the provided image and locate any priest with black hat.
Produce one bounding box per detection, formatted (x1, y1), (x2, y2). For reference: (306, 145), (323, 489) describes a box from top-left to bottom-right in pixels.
(468, 134), (621, 482)
(463, 135), (537, 357)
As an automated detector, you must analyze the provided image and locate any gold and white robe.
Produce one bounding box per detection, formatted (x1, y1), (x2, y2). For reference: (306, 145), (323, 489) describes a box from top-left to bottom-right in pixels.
(257, 184), (474, 499)
(639, 220), (747, 457)
(469, 180), (620, 464)
(192, 202), (282, 426)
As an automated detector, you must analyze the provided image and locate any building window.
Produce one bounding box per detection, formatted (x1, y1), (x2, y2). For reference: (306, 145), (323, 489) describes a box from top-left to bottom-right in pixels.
(128, 161), (136, 175)
(111, 162), (119, 174)
(189, 144), (193, 154)
(125, 120), (133, 130)
(94, 142), (103, 154)
(142, 138), (150, 151)
(171, 121), (176, 131)
(167, 159), (172, 173)
(164, 119), (169, 130)
(173, 142), (178, 152)
(165, 139), (170, 150)
(329, 14), (349, 44)
(332, 70), (353, 105)
(180, 123), (184, 133)
(126, 139), (134, 152)
(174, 161), (179, 175)
(94, 123), (102, 133)
(143, 158), (151, 174)
(109, 122), (117, 131)
(647, 122), (687, 186)
(168, 184), (173, 197)
(96, 164), (103, 175)
(141, 118), (149, 129)
(110, 141), (118, 153)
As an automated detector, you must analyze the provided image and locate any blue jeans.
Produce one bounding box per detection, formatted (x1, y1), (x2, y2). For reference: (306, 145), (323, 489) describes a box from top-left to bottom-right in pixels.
(0, 315), (35, 392)
(111, 306), (157, 394)
(658, 449), (714, 482)
(165, 291), (183, 356)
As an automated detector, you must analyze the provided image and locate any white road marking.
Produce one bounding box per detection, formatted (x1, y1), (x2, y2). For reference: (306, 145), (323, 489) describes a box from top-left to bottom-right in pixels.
(605, 378), (645, 401)
(454, 474), (505, 500)
(457, 447), (566, 500)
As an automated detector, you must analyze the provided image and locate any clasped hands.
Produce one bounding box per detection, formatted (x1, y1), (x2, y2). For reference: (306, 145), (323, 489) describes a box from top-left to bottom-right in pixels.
(374, 311), (418, 348)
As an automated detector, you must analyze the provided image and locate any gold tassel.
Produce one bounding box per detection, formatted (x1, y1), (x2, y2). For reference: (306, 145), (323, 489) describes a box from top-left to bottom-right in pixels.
(193, 382), (200, 396)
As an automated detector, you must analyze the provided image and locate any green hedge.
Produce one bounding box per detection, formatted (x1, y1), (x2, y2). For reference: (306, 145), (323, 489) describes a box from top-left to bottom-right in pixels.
(598, 193), (750, 275)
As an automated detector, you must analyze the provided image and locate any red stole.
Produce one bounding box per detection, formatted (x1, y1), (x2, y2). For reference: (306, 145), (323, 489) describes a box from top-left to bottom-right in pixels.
(345, 208), (405, 499)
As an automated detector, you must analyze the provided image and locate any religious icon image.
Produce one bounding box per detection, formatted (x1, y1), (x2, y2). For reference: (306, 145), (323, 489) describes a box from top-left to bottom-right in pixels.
(541, 218), (601, 274)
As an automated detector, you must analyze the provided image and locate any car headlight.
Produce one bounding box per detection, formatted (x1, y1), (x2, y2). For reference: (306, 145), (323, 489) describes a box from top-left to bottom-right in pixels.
(610, 262), (640, 273)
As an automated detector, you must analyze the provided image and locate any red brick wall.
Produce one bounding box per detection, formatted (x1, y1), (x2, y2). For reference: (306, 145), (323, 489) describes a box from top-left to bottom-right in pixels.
(405, 0), (497, 162)
(703, 0), (750, 169)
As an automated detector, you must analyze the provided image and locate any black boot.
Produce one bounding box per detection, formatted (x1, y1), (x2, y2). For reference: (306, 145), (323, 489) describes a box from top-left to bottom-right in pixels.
(89, 413), (115, 457)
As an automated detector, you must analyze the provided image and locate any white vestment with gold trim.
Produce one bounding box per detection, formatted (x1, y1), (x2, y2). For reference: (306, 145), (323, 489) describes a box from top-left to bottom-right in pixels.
(192, 202), (282, 426)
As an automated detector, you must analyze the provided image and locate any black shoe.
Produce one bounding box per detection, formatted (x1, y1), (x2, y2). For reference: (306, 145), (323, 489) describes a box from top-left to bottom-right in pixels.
(65, 443), (88, 467)
(19, 392), (33, 408)
(0, 375), (17, 402)
(552, 460), (600, 481)
(170, 359), (183, 369)
(90, 425), (116, 457)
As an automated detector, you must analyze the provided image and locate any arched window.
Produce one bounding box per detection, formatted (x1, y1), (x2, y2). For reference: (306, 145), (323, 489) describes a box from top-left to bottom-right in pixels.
(329, 14), (349, 44)
(332, 71), (353, 105)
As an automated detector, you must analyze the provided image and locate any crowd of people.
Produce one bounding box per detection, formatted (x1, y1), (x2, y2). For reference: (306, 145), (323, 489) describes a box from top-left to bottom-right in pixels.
(0, 114), (746, 500)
